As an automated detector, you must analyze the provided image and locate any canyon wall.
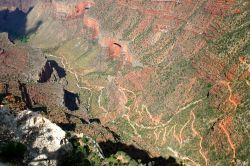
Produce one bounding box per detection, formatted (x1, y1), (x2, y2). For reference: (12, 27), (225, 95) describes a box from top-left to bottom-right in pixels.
(0, 32), (66, 110)
(0, 0), (249, 165)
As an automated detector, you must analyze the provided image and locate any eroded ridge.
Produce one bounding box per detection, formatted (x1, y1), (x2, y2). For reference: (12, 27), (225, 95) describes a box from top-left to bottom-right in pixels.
(21, 0), (250, 165)
(219, 117), (236, 162)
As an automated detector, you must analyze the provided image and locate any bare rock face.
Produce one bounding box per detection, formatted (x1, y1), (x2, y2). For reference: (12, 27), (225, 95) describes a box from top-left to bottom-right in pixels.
(0, 33), (47, 82)
(38, 61), (54, 83)
(17, 110), (71, 166)
(25, 83), (64, 108)
(38, 61), (62, 83)
(0, 32), (66, 109)
(7, 81), (65, 110)
(0, 108), (72, 166)
(0, 46), (28, 76)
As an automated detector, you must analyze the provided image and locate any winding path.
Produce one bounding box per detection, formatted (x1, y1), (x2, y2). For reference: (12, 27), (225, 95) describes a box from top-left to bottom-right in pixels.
(47, 54), (93, 110)
(45, 1), (217, 165)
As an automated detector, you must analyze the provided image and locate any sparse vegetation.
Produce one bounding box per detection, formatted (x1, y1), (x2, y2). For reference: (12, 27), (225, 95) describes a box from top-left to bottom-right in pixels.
(207, 83), (213, 88)
(64, 136), (141, 166)
(17, 35), (29, 43)
(1, 0), (249, 165)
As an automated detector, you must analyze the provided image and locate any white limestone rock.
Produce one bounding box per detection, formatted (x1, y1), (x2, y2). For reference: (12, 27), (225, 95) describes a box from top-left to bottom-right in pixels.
(0, 108), (72, 166)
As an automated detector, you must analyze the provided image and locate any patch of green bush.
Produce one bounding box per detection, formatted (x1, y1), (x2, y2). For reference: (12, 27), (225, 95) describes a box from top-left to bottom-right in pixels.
(64, 136), (141, 166)
(17, 35), (29, 43)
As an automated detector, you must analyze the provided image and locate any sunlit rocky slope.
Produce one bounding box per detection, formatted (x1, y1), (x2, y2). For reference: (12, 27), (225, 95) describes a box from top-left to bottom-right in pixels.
(0, 0), (249, 165)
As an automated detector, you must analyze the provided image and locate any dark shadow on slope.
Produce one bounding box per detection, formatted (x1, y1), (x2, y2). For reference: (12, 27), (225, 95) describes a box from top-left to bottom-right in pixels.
(113, 43), (122, 47)
(48, 60), (66, 78)
(65, 112), (90, 125)
(57, 123), (76, 131)
(18, 81), (32, 108)
(0, 7), (42, 41)
(64, 90), (80, 111)
(99, 140), (182, 166)
(38, 60), (66, 83)
(89, 118), (101, 124)
(31, 105), (47, 113)
(103, 126), (121, 142)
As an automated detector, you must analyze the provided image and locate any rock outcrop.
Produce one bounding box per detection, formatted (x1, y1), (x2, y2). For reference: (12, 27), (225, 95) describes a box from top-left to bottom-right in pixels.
(38, 61), (62, 83)
(0, 32), (66, 109)
(25, 83), (64, 108)
(0, 33), (47, 82)
(0, 108), (71, 166)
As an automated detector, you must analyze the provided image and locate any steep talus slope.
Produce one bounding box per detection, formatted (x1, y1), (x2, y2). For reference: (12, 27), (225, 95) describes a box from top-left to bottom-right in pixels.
(0, 0), (38, 12)
(2, 0), (249, 165)
(0, 32), (68, 123)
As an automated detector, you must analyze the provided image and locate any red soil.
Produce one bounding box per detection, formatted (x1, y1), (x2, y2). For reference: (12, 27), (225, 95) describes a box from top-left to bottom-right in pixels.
(101, 37), (133, 65)
(226, 57), (250, 81)
(0, 48), (28, 75)
(234, 9), (241, 14)
(51, 1), (98, 38)
(204, 0), (236, 16)
(219, 116), (236, 160)
(117, 67), (155, 91)
(229, 94), (241, 106)
(130, 16), (153, 39)
(75, 1), (94, 16)
(239, 56), (246, 63)
(208, 115), (239, 165)
(239, 71), (250, 80)
(193, 54), (225, 82)
(53, 1), (94, 17)
(83, 17), (100, 39)
(226, 64), (238, 81)
(102, 37), (122, 58)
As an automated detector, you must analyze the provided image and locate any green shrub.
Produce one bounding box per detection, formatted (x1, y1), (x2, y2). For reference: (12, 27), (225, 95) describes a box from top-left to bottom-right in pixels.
(64, 136), (141, 166)
(17, 36), (29, 43)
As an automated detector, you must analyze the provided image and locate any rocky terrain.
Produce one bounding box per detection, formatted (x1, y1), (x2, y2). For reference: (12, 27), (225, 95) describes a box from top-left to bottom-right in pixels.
(0, 0), (249, 165)
(0, 108), (70, 165)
